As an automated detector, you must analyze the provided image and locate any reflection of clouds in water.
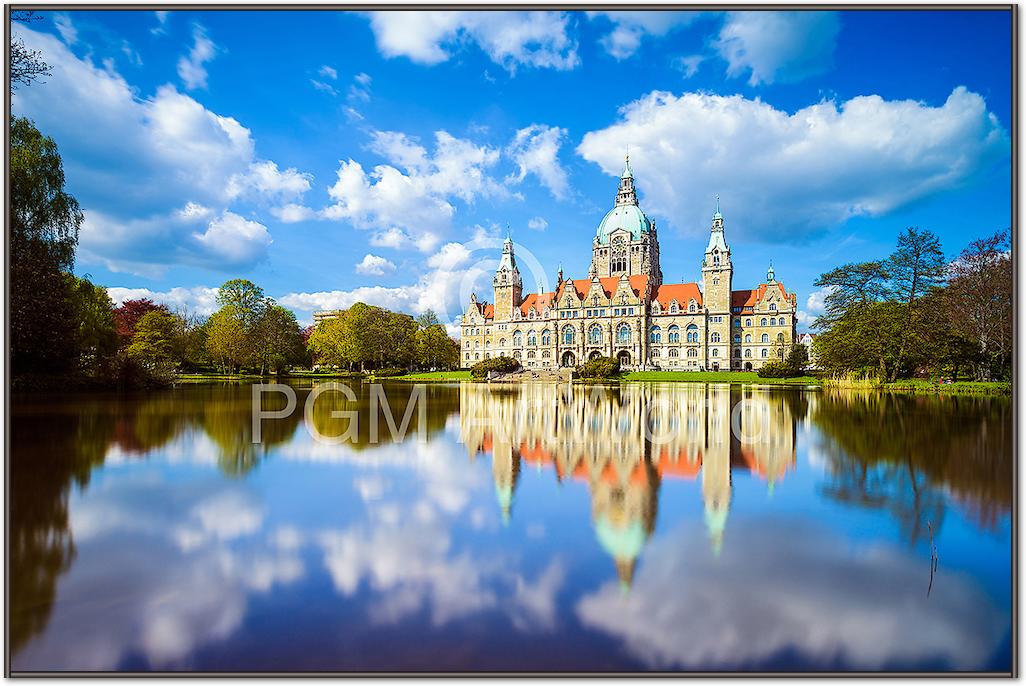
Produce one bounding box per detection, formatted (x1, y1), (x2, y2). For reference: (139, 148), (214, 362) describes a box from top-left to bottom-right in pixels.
(318, 498), (564, 632)
(16, 477), (301, 671)
(576, 520), (1006, 671)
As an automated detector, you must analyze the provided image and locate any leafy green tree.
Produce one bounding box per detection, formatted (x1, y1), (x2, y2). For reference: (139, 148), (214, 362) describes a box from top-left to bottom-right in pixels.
(307, 316), (349, 368)
(216, 279), (266, 327)
(252, 303), (307, 374)
(887, 227), (946, 379)
(66, 274), (118, 376)
(415, 310), (442, 328)
(812, 260), (889, 328)
(415, 324), (460, 370)
(10, 117), (82, 376)
(204, 305), (248, 373)
(127, 310), (182, 372)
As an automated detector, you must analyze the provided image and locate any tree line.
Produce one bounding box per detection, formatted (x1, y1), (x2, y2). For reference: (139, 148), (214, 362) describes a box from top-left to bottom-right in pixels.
(812, 227), (1012, 382)
(308, 304), (460, 373)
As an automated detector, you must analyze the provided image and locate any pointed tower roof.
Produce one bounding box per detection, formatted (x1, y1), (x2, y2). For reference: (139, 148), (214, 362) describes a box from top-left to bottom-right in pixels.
(706, 198), (729, 254)
(767, 262), (776, 283)
(621, 153), (633, 180)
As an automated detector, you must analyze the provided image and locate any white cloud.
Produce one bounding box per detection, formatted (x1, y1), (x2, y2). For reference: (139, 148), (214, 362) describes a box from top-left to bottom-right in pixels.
(177, 24), (218, 90)
(270, 203), (317, 224)
(587, 11), (700, 59)
(192, 211), (273, 265)
(796, 285), (837, 328)
(577, 87), (1008, 241)
(715, 11), (840, 86)
(319, 130), (504, 249)
(53, 13), (78, 45)
(355, 72), (372, 86)
(105, 286), (220, 316)
(366, 11), (578, 73)
(674, 54), (704, 79)
(152, 10), (169, 35)
(527, 217), (548, 231)
(318, 64), (338, 80)
(310, 79), (338, 96)
(506, 124), (570, 199)
(355, 253), (397, 276)
(577, 521), (1007, 670)
(227, 161), (313, 204)
(12, 28), (311, 273)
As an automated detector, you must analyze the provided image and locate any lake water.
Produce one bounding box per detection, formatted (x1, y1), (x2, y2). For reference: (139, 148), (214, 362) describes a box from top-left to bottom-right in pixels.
(10, 381), (1012, 673)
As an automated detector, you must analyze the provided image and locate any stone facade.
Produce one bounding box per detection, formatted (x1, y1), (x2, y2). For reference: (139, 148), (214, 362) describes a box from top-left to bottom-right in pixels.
(461, 160), (798, 371)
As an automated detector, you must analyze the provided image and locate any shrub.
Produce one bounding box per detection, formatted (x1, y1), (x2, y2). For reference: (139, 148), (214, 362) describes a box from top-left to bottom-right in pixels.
(577, 356), (621, 379)
(470, 355), (521, 379)
(756, 360), (791, 378)
(373, 367), (406, 377)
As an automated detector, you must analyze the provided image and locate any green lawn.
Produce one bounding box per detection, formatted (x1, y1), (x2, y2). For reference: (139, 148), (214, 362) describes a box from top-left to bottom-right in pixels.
(620, 371), (820, 385)
(395, 371), (473, 381)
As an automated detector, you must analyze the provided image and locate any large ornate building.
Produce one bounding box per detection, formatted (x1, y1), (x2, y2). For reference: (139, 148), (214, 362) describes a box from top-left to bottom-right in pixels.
(461, 158), (798, 371)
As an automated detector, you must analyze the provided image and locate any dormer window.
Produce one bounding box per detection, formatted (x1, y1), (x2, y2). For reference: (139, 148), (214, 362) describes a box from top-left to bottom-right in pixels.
(669, 301), (678, 314)
(688, 300), (697, 313)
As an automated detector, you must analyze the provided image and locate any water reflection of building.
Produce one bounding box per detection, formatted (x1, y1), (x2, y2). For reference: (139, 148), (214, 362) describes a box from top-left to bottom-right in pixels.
(460, 383), (797, 587)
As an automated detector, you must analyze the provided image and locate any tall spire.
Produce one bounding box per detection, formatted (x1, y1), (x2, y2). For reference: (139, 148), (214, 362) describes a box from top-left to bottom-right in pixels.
(713, 194), (722, 220)
(615, 152), (638, 207)
(767, 262), (775, 283)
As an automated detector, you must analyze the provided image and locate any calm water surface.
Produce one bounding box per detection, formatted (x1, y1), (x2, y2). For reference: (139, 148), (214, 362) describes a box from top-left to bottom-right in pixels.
(10, 381), (1012, 672)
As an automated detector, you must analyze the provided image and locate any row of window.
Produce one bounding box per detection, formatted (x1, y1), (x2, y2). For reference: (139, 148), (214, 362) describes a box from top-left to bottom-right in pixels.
(467, 312), (790, 338)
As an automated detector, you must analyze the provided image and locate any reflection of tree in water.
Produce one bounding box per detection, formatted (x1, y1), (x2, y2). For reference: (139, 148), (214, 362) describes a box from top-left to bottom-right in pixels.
(812, 389), (1012, 542)
(303, 382), (459, 451)
(10, 396), (115, 653)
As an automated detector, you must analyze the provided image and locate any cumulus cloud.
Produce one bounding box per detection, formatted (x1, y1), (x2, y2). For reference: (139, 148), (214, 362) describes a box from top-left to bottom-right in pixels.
(279, 227), (510, 332)
(715, 11), (840, 86)
(796, 285), (837, 328)
(527, 217), (548, 231)
(53, 13), (78, 44)
(365, 11), (578, 73)
(12, 28), (311, 274)
(177, 24), (218, 90)
(319, 130), (504, 249)
(577, 521), (1007, 670)
(587, 11), (701, 59)
(355, 253), (397, 276)
(192, 211), (273, 266)
(506, 124), (570, 199)
(106, 285), (220, 316)
(577, 87), (1008, 241)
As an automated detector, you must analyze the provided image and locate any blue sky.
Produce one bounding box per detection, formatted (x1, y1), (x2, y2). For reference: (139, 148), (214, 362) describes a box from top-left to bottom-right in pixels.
(12, 9), (1011, 330)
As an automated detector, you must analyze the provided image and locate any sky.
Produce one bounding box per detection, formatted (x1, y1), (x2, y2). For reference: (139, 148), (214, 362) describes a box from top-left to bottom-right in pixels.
(12, 9), (1012, 332)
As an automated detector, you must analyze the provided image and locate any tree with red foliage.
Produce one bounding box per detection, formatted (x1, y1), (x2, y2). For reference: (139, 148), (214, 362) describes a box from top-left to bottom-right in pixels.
(114, 298), (168, 343)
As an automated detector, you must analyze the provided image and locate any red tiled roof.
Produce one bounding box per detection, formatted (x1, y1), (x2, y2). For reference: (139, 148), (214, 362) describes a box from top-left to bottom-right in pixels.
(482, 304), (494, 319)
(731, 282), (792, 311)
(519, 292), (556, 315)
(556, 275), (649, 302)
(654, 283), (703, 310)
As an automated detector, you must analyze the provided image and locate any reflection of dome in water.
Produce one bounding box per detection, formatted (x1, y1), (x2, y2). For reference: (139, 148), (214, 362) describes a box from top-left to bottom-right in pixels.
(596, 516), (647, 591)
(704, 503), (729, 556)
(496, 484), (513, 525)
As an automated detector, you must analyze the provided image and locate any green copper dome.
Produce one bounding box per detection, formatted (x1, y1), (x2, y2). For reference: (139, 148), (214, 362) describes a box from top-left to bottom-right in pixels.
(595, 204), (652, 244)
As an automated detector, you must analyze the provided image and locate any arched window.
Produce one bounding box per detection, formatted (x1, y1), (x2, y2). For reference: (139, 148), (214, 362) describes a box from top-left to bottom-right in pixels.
(761, 333), (769, 343)
(513, 350), (521, 360)
(745, 319), (752, 327)
(770, 317), (776, 326)
(713, 253), (720, 266)
(761, 318), (768, 326)
(499, 338), (506, 347)
(734, 319), (741, 327)
(770, 303), (777, 311)
(649, 326), (661, 343)
(669, 348), (679, 357)
(744, 334), (752, 343)
(541, 329), (551, 345)
(527, 350), (536, 359)
(778, 316), (787, 326)
(669, 301), (679, 314)
(562, 326), (575, 345)
(761, 349), (768, 358)
(711, 349), (719, 357)
(617, 323), (631, 344)
(542, 350), (550, 358)
(651, 348), (661, 358)
(668, 325), (680, 343)
(475, 353), (480, 360)
(711, 332), (722, 343)
(687, 348), (698, 358)
(475, 341), (480, 349)
(733, 348), (741, 358)
(713, 277), (719, 286)
(466, 352), (471, 360)
(733, 334), (741, 343)
(588, 325), (603, 345)
(485, 353), (491, 359)
(528, 332), (537, 346)
(485, 340), (491, 347)
(512, 331), (523, 347)
(689, 300), (697, 313)
(777, 333), (785, 343)
(651, 301), (661, 315)
(745, 349), (752, 358)
(465, 341), (470, 348)
(686, 324), (699, 343)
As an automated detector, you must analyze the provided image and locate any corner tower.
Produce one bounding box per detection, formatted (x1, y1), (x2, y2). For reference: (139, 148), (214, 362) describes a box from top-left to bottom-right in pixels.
(492, 234), (522, 321)
(590, 156), (662, 289)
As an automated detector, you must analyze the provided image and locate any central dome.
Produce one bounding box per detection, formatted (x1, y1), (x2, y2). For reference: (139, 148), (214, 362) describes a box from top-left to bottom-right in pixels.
(595, 204), (652, 244)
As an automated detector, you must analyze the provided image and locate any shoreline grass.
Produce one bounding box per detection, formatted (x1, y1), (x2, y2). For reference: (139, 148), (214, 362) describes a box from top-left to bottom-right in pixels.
(394, 371), (473, 381)
(619, 371), (821, 385)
